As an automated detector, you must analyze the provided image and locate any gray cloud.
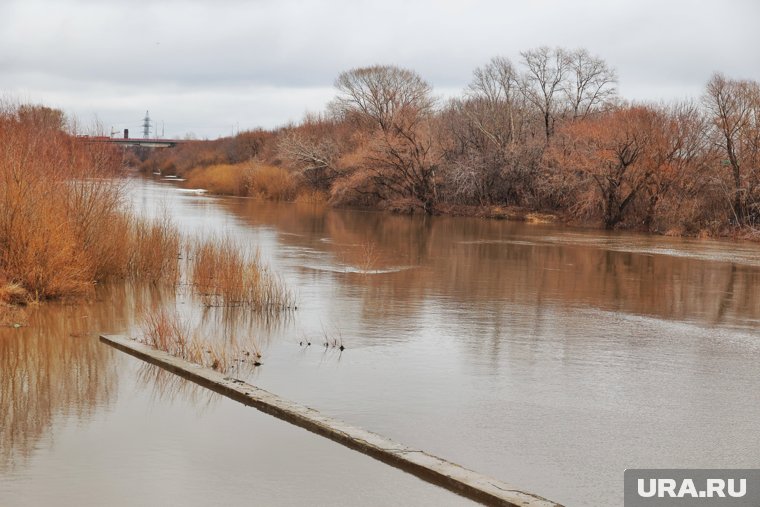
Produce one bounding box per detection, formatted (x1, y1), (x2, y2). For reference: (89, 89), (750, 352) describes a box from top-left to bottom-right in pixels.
(1, 0), (758, 138)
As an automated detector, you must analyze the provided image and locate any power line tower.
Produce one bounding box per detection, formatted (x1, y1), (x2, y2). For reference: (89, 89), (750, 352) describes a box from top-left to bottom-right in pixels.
(142, 110), (152, 139)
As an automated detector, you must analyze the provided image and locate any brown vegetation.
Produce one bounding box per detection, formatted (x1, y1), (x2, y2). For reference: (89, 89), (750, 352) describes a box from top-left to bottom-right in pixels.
(135, 47), (760, 238)
(190, 236), (294, 310)
(0, 105), (121, 300)
(185, 162), (250, 195)
(183, 161), (298, 200)
(138, 307), (262, 372)
(0, 103), (280, 306)
(243, 164), (298, 201)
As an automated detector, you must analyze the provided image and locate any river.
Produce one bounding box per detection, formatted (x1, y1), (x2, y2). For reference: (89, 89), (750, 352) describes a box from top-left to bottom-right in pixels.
(2, 178), (760, 506)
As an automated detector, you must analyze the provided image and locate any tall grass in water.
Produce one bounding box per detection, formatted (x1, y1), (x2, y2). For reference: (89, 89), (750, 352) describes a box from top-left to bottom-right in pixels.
(138, 307), (262, 372)
(128, 215), (181, 285)
(0, 103), (182, 303)
(191, 236), (294, 310)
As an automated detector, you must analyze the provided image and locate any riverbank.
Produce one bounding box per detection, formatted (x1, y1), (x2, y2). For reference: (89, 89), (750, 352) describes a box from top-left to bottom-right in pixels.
(138, 63), (760, 240)
(165, 170), (760, 241)
(1, 299), (482, 507)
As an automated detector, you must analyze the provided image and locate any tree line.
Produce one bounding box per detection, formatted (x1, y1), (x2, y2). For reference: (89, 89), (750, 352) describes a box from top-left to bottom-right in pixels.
(143, 47), (760, 236)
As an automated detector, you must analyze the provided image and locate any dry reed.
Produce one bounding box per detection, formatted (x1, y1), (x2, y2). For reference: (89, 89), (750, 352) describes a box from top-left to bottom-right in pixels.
(0, 103), (183, 303)
(182, 162), (298, 200)
(242, 164), (297, 201)
(190, 236), (294, 310)
(138, 307), (262, 372)
(358, 240), (379, 274)
(184, 162), (248, 195)
(127, 215), (181, 285)
(294, 188), (328, 206)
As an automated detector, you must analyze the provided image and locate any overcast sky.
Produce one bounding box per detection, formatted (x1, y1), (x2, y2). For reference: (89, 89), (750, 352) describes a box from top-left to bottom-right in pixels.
(1, 0), (758, 139)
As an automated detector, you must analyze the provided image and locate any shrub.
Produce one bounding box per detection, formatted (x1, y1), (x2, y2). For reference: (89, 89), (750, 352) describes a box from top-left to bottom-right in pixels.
(0, 103), (183, 302)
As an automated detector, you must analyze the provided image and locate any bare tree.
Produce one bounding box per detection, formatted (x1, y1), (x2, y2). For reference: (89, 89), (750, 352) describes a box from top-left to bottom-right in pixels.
(434, 56), (543, 207)
(333, 65), (434, 132)
(638, 101), (710, 230)
(277, 131), (339, 190)
(466, 56), (521, 147)
(333, 65), (440, 213)
(563, 48), (617, 120)
(703, 73), (760, 224)
(519, 47), (570, 140)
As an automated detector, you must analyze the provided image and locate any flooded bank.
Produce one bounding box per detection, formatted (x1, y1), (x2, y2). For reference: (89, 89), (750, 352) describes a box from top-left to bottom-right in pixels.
(0, 294), (478, 506)
(3, 178), (760, 506)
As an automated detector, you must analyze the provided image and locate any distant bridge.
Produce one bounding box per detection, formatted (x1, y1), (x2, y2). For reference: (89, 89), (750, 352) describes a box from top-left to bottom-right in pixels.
(77, 136), (188, 149)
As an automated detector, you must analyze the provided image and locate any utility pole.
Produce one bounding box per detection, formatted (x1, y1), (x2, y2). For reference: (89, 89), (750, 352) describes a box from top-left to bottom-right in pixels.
(142, 110), (152, 139)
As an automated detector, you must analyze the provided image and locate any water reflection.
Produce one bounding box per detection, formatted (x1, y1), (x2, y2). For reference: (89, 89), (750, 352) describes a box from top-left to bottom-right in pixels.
(0, 276), (282, 473)
(135, 364), (218, 409)
(196, 304), (292, 347)
(214, 196), (760, 506)
(223, 198), (760, 330)
(0, 282), (181, 472)
(0, 302), (113, 471)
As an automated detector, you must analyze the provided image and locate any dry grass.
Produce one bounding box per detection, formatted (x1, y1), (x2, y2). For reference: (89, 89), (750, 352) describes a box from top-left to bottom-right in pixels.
(320, 323), (345, 350)
(0, 278), (29, 306)
(127, 215), (181, 285)
(335, 239), (382, 275)
(0, 105), (115, 300)
(243, 164), (297, 201)
(0, 102), (288, 312)
(190, 236), (294, 310)
(298, 322), (346, 351)
(138, 307), (262, 372)
(181, 162), (298, 201)
(358, 240), (380, 274)
(184, 162), (248, 195)
(0, 103), (184, 303)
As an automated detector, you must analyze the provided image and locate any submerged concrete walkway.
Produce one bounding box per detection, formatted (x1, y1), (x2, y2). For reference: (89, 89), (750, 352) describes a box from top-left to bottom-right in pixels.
(100, 334), (563, 507)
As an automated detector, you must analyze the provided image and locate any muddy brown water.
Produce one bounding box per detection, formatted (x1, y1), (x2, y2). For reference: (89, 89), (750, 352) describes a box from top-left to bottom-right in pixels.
(2, 178), (760, 506)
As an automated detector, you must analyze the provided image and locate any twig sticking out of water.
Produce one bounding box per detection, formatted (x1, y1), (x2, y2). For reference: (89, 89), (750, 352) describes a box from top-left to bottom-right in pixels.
(321, 322), (345, 351)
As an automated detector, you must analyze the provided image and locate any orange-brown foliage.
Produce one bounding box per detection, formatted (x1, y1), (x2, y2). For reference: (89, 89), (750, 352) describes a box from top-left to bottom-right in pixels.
(133, 56), (760, 238)
(190, 236), (293, 310)
(0, 103), (181, 302)
(550, 105), (716, 231)
(184, 162), (249, 195)
(243, 164), (298, 201)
